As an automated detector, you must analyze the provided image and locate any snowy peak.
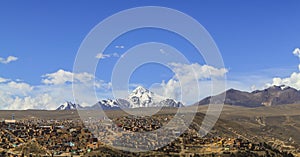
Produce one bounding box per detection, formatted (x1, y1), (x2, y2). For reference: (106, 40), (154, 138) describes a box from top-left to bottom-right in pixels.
(93, 86), (183, 109)
(131, 86), (149, 95)
(99, 99), (118, 107)
(127, 86), (181, 108)
(89, 99), (123, 110)
(129, 86), (159, 108)
(56, 102), (82, 110)
(129, 86), (154, 102)
(56, 86), (183, 110)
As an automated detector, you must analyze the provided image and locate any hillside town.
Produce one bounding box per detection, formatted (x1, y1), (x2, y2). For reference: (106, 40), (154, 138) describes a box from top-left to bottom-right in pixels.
(0, 117), (100, 156)
(0, 113), (297, 157)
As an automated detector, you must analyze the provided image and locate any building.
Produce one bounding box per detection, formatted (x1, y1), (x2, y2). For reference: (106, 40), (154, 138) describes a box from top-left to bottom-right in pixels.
(4, 120), (16, 124)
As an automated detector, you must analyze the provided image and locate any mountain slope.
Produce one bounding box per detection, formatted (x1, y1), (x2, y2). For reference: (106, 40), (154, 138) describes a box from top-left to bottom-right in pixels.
(56, 102), (83, 110)
(197, 85), (300, 107)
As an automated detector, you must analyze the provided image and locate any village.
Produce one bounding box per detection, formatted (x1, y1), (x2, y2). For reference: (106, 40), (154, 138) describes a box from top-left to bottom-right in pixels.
(0, 116), (101, 156)
(0, 114), (294, 156)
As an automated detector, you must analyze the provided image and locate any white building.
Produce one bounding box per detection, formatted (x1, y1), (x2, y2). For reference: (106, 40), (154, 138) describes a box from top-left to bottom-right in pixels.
(4, 120), (16, 124)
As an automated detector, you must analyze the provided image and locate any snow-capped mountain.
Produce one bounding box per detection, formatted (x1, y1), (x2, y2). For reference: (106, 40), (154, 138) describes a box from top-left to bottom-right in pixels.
(56, 102), (83, 110)
(86, 99), (123, 110)
(127, 86), (183, 108)
(128, 86), (163, 108)
(89, 86), (183, 110)
(56, 86), (183, 110)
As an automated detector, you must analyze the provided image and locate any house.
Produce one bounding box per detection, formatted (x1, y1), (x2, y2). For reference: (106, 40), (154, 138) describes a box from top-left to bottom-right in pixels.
(4, 120), (16, 124)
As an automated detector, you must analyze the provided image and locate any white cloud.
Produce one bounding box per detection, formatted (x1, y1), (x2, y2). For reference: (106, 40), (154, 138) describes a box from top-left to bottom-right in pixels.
(8, 81), (33, 94)
(0, 69), (111, 110)
(267, 71), (300, 90)
(95, 52), (119, 59)
(0, 80), (33, 96)
(42, 69), (94, 85)
(0, 56), (18, 64)
(169, 63), (228, 80)
(266, 49), (300, 90)
(292, 48), (300, 58)
(0, 80), (38, 109)
(7, 94), (53, 110)
(152, 63), (228, 105)
(0, 77), (9, 83)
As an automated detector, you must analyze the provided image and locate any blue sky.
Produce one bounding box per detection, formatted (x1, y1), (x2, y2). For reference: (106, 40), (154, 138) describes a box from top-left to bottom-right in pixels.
(1, 1), (300, 109)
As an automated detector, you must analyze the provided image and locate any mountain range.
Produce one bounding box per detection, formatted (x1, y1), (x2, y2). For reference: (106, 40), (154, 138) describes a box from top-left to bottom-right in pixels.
(197, 85), (300, 107)
(56, 86), (183, 110)
(57, 85), (300, 110)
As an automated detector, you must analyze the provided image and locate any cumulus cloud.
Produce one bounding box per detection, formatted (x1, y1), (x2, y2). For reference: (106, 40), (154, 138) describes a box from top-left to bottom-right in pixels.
(266, 48), (300, 89)
(169, 63), (228, 80)
(0, 80), (33, 96)
(266, 71), (300, 90)
(95, 52), (119, 59)
(152, 63), (228, 105)
(0, 80), (38, 109)
(292, 48), (300, 58)
(0, 69), (111, 110)
(8, 81), (33, 94)
(7, 94), (53, 110)
(42, 69), (94, 85)
(0, 56), (18, 64)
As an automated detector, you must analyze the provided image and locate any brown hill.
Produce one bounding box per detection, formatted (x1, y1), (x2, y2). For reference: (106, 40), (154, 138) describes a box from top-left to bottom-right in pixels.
(197, 85), (300, 107)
